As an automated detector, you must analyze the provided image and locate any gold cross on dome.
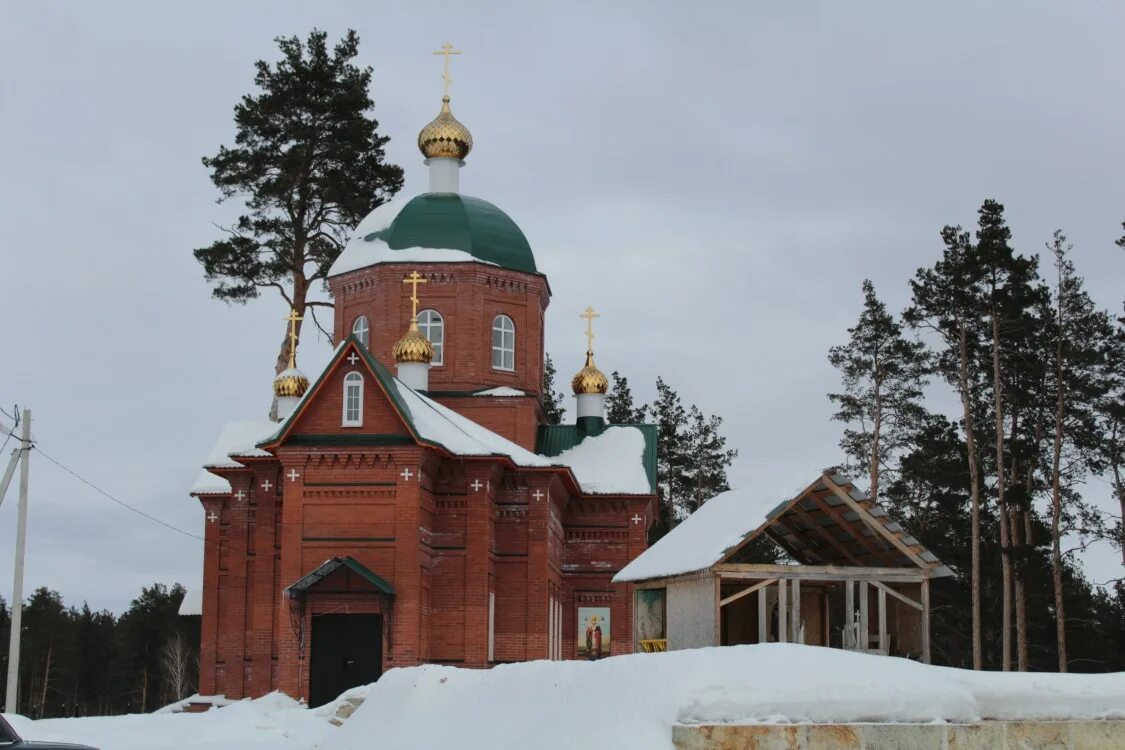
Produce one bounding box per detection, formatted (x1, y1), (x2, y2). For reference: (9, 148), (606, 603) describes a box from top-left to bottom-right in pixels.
(403, 271), (428, 317)
(433, 41), (462, 96)
(580, 306), (600, 353)
(284, 308), (303, 368)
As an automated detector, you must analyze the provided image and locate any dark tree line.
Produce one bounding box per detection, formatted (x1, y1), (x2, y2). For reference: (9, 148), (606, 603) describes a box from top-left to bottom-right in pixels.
(0, 584), (197, 718)
(828, 200), (1125, 672)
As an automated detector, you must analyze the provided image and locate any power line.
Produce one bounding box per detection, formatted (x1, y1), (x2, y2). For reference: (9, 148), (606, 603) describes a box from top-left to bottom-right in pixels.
(33, 445), (203, 541)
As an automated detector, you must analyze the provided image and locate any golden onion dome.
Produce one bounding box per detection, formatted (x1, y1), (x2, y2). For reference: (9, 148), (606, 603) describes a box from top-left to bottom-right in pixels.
(273, 367), (310, 399)
(392, 319), (435, 364)
(418, 96), (473, 160)
(571, 351), (609, 395)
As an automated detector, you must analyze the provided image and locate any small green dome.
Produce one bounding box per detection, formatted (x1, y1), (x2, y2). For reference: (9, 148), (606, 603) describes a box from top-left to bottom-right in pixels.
(364, 193), (537, 274)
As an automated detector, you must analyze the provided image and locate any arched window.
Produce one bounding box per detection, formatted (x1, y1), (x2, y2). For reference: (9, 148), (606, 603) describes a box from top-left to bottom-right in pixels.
(491, 315), (515, 371)
(352, 316), (370, 348)
(417, 309), (444, 366)
(342, 371), (363, 426)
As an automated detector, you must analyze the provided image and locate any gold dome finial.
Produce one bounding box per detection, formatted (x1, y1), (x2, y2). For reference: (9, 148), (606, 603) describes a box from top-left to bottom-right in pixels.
(393, 271), (435, 364)
(419, 42), (473, 160)
(571, 306), (609, 395)
(274, 308), (310, 398)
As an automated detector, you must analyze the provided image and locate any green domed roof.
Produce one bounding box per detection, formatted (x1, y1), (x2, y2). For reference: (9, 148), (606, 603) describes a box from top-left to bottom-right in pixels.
(364, 193), (537, 274)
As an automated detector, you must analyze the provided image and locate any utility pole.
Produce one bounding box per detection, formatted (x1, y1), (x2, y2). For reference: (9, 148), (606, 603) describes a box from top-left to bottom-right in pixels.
(4, 408), (31, 714)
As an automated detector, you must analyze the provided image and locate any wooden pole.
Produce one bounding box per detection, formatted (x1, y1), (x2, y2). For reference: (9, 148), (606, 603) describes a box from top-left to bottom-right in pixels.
(792, 579), (801, 643)
(878, 586), (888, 654)
(844, 579), (854, 649)
(922, 578), (931, 664)
(778, 579), (788, 643)
(859, 580), (869, 651)
(758, 584), (768, 643)
(0, 446), (20, 510)
(4, 409), (31, 714)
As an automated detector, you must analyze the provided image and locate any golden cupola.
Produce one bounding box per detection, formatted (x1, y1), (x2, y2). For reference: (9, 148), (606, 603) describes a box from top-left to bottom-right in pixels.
(418, 96), (473, 161)
(392, 319), (435, 365)
(274, 310), (310, 420)
(571, 351), (609, 395)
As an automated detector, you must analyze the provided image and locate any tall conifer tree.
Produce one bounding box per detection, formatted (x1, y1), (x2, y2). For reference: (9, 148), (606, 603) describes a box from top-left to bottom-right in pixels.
(541, 354), (565, 425)
(605, 371), (648, 423)
(194, 29), (404, 409)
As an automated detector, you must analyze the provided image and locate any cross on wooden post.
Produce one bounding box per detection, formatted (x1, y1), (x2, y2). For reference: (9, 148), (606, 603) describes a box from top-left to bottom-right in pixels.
(470, 479), (483, 492)
(287, 469), (300, 482)
(347, 352), (360, 365)
(580, 306), (600, 353)
(532, 489), (545, 502)
(400, 467), (414, 482)
(233, 489), (246, 502)
(402, 271), (428, 318)
(284, 309), (303, 369)
(631, 514), (643, 525)
(207, 511), (219, 523)
(432, 41), (462, 97)
(260, 479), (273, 492)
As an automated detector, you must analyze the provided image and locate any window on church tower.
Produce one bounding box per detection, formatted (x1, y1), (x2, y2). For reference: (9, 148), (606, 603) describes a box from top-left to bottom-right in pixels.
(418, 309), (444, 366)
(343, 371), (363, 426)
(492, 315), (515, 371)
(352, 315), (370, 348)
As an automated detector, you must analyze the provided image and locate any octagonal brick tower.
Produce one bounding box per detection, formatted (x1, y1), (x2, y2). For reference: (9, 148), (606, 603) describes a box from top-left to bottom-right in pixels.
(327, 94), (550, 451)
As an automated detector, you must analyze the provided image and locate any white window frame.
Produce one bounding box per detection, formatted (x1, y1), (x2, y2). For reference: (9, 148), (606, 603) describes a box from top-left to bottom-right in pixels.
(417, 308), (444, 366)
(491, 314), (515, 371)
(342, 371), (363, 426)
(352, 315), (370, 348)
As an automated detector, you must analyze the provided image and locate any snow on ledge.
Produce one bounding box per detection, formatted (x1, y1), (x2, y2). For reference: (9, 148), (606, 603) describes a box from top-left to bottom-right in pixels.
(552, 426), (650, 495)
(473, 386), (526, 397)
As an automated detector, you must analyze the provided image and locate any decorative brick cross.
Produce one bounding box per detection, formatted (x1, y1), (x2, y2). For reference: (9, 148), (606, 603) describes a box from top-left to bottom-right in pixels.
(233, 489), (246, 502)
(261, 479), (273, 492)
(532, 489), (545, 502)
(347, 352), (360, 365)
(287, 469), (300, 482)
(400, 467), (414, 481)
(631, 514), (643, 525)
(470, 479), (483, 492)
(207, 511), (219, 523)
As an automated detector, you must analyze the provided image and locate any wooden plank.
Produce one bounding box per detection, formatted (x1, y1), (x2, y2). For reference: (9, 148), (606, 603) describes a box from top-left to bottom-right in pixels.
(792, 579), (802, 643)
(878, 586), (887, 654)
(859, 580), (869, 650)
(822, 592), (830, 648)
(773, 516), (824, 564)
(778, 579), (788, 643)
(715, 475), (827, 565)
(715, 565), (925, 583)
(822, 474), (931, 570)
(758, 585), (767, 643)
(844, 578), (854, 649)
(808, 490), (894, 565)
(719, 578), (776, 607)
(789, 502), (865, 565)
(922, 578), (931, 664)
(713, 574), (722, 646)
(870, 580), (923, 611)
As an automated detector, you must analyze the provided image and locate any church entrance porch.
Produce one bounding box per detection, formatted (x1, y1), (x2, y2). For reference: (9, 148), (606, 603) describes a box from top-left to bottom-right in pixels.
(309, 613), (383, 708)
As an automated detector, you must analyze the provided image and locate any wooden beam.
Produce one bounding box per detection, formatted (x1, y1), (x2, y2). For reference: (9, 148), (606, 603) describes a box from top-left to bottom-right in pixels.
(716, 475), (827, 564)
(715, 564), (925, 583)
(772, 516), (823, 564)
(719, 578), (776, 607)
(922, 578), (931, 664)
(822, 592), (830, 648)
(788, 502), (865, 565)
(859, 580), (869, 651)
(822, 475), (931, 570)
(778, 579), (788, 643)
(807, 490), (894, 565)
(844, 578), (854, 649)
(792, 579), (801, 643)
(870, 580), (923, 611)
(758, 585), (768, 643)
(878, 586), (887, 654)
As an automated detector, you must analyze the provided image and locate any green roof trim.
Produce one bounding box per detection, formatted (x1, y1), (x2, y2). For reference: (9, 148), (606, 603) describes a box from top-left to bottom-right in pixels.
(364, 193), (538, 274)
(286, 556), (395, 597)
(537, 423), (659, 493)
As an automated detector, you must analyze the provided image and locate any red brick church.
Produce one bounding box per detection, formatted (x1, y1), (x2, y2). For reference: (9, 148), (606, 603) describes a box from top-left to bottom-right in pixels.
(188, 65), (657, 706)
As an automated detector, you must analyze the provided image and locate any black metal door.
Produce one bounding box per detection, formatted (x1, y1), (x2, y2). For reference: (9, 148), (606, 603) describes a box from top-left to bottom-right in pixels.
(309, 613), (383, 707)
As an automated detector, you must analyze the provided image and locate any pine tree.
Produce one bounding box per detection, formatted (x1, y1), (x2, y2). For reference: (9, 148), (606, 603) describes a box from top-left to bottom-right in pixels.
(682, 405), (738, 514)
(541, 354), (565, 425)
(828, 279), (930, 502)
(649, 377), (689, 541)
(194, 29), (404, 410)
(906, 223), (988, 669)
(1105, 224), (1125, 568)
(605, 371), (648, 423)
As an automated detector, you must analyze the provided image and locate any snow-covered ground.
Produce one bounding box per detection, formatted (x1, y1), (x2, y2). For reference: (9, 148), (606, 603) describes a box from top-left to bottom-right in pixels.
(5, 645), (1125, 750)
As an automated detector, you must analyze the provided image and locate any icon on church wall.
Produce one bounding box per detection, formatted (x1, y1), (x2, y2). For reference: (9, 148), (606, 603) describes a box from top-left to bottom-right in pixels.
(578, 607), (611, 659)
(635, 588), (666, 650)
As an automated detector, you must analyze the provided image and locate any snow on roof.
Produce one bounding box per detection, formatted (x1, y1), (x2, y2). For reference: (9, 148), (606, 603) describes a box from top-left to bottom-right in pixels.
(394, 381), (552, 468)
(178, 586), (202, 616)
(189, 419), (279, 494)
(551, 426), (651, 495)
(614, 487), (781, 582)
(472, 386), (526, 397)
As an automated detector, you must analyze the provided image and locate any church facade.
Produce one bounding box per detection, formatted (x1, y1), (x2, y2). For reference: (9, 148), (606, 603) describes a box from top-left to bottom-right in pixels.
(189, 78), (657, 706)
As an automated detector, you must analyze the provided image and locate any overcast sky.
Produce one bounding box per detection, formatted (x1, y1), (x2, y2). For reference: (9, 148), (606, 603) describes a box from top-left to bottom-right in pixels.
(1, 1), (1122, 613)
